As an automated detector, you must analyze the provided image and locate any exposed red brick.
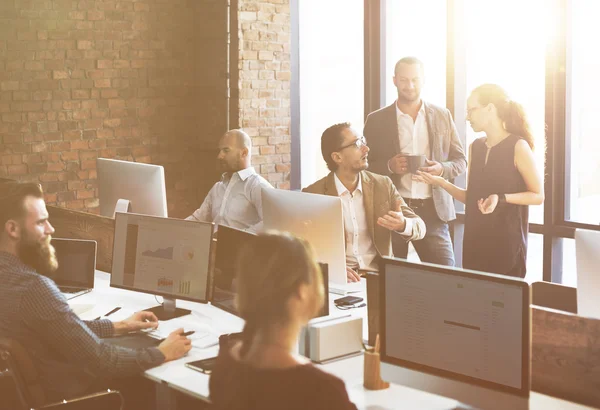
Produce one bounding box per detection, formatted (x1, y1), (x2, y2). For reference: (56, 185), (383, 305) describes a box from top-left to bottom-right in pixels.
(61, 151), (79, 161)
(1, 0), (279, 217)
(8, 164), (28, 175)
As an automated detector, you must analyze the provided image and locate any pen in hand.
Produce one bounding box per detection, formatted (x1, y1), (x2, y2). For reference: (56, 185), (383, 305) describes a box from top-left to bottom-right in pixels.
(93, 307), (121, 321)
(182, 331), (195, 337)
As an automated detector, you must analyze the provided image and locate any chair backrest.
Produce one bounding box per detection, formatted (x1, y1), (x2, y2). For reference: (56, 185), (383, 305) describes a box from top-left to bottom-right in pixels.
(532, 306), (600, 407)
(0, 337), (46, 409)
(531, 281), (577, 313)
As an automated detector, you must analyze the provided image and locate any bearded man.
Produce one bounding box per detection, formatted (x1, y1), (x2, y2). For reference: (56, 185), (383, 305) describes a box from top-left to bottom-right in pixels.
(0, 182), (191, 407)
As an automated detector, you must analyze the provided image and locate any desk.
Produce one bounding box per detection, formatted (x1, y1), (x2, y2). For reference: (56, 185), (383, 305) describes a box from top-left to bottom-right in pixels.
(70, 271), (595, 410)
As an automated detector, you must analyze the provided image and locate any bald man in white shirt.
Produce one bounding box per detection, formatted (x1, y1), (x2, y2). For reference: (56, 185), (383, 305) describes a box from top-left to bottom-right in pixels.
(186, 129), (272, 232)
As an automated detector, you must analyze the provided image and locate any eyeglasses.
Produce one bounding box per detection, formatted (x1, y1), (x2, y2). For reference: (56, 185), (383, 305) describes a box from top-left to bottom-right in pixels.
(338, 136), (367, 151)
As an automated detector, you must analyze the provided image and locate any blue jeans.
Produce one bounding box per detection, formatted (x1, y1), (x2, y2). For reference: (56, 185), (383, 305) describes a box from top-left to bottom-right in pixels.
(392, 200), (455, 267)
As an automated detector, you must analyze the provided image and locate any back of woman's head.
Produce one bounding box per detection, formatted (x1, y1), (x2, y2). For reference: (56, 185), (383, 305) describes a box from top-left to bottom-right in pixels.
(235, 231), (324, 353)
(471, 83), (535, 151)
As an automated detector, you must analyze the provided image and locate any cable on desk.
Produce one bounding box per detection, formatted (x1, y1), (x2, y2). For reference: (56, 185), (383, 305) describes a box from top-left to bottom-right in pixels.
(154, 295), (163, 306)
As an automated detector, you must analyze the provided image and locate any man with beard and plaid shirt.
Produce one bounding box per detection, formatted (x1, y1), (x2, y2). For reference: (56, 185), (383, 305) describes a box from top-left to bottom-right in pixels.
(0, 182), (192, 408)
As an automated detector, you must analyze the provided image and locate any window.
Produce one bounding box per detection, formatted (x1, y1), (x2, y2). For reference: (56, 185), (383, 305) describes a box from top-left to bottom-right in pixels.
(384, 0), (446, 107)
(461, 0), (552, 224)
(567, 0), (600, 225)
(298, 0), (364, 187)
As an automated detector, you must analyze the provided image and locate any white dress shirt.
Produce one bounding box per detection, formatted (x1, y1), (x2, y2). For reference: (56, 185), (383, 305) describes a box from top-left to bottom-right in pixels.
(395, 101), (432, 199)
(334, 173), (379, 271)
(334, 173), (413, 272)
(186, 167), (272, 232)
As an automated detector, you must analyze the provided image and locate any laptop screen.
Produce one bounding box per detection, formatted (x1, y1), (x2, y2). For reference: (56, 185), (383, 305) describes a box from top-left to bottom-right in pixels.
(52, 238), (97, 288)
(212, 225), (329, 317)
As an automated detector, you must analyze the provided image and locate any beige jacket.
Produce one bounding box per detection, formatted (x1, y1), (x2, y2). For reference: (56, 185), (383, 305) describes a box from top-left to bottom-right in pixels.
(302, 170), (426, 260)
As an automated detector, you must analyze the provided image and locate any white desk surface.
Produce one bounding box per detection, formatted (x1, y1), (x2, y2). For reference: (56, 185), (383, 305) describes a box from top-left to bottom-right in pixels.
(69, 271), (595, 410)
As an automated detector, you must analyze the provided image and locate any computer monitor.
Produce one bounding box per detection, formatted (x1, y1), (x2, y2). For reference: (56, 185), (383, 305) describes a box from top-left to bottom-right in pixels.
(575, 229), (600, 319)
(97, 158), (168, 218)
(110, 212), (214, 320)
(262, 189), (354, 294)
(379, 258), (530, 410)
(212, 224), (329, 317)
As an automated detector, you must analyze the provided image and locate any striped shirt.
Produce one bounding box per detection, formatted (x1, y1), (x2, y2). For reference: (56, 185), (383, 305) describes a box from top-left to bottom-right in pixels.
(0, 251), (164, 402)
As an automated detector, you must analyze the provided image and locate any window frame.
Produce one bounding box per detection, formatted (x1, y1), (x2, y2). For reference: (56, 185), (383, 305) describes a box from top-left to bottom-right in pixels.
(360, 0), (600, 285)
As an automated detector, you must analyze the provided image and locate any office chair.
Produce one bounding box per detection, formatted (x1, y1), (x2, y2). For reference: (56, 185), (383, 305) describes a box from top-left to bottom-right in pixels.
(0, 337), (123, 410)
(531, 281), (577, 314)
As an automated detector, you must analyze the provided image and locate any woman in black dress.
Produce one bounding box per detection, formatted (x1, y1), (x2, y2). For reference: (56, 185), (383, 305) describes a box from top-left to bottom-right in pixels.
(416, 84), (543, 277)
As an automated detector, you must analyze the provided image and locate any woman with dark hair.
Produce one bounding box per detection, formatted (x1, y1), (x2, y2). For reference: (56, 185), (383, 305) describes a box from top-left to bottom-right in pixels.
(209, 232), (358, 410)
(416, 84), (543, 277)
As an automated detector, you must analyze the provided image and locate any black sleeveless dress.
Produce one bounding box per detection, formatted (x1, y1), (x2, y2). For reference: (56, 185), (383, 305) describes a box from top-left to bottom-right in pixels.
(463, 135), (529, 278)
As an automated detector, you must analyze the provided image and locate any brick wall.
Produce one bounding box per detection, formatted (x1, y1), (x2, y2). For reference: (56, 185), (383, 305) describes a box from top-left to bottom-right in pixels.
(236, 0), (291, 189)
(0, 0), (228, 217)
(0, 0), (291, 217)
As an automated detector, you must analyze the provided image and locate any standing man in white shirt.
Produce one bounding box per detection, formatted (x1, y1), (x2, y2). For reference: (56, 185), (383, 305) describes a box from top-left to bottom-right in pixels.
(303, 123), (425, 282)
(186, 129), (272, 232)
(364, 57), (466, 266)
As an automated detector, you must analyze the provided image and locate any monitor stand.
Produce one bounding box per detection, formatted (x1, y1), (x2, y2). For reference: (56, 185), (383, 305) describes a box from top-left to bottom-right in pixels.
(146, 297), (191, 321)
(113, 198), (131, 217)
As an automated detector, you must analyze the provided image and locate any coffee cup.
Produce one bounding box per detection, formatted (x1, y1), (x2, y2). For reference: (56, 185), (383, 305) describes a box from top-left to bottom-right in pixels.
(404, 154), (426, 174)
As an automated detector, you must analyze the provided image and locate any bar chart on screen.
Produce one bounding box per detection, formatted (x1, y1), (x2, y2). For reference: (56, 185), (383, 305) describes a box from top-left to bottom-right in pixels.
(179, 280), (191, 295)
(143, 246), (174, 260)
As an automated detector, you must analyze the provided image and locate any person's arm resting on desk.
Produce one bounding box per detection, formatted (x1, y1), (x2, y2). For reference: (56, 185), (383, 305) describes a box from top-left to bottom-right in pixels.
(24, 277), (164, 377)
(84, 312), (158, 337)
(24, 277), (191, 378)
(83, 319), (115, 338)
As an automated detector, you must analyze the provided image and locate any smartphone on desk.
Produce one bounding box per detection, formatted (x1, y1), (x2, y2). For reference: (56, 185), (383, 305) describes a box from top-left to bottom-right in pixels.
(334, 295), (364, 306)
(185, 357), (218, 375)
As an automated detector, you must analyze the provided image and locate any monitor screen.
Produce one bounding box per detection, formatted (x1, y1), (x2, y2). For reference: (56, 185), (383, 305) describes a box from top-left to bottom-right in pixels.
(97, 158), (168, 218)
(110, 212), (213, 302)
(262, 189), (347, 287)
(380, 259), (530, 396)
(52, 238), (96, 288)
(212, 225), (329, 317)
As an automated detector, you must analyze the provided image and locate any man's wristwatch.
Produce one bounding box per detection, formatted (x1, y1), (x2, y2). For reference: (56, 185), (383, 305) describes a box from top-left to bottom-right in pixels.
(498, 193), (507, 204)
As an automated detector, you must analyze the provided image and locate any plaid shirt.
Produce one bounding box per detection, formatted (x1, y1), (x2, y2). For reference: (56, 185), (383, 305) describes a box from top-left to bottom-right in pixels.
(0, 251), (164, 402)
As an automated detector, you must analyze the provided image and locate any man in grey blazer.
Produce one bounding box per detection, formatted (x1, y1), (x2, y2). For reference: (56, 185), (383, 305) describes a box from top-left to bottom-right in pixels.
(364, 56), (466, 266)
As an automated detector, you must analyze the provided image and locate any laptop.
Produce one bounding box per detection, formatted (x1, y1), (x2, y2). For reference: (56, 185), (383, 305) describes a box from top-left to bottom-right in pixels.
(211, 225), (329, 317)
(52, 238), (97, 300)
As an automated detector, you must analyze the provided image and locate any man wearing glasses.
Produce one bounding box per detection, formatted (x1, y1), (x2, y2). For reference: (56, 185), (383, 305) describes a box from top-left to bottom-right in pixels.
(303, 123), (425, 282)
(364, 56), (466, 267)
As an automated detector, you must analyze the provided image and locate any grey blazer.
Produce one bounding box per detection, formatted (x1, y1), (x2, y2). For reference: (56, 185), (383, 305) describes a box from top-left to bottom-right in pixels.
(363, 102), (467, 222)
